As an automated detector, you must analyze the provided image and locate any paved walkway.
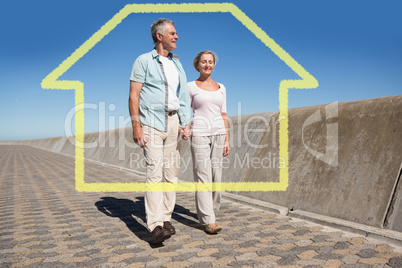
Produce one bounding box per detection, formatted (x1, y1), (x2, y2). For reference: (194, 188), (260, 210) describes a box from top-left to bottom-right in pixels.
(1, 145), (402, 268)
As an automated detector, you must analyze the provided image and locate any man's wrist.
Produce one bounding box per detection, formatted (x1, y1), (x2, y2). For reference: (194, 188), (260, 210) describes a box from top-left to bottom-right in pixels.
(132, 121), (141, 129)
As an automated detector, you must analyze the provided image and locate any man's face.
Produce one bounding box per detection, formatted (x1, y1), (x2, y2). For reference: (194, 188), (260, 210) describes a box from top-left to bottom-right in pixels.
(158, 24), (179, 52)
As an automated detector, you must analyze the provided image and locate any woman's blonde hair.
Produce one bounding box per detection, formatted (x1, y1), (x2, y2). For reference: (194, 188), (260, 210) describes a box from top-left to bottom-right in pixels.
(193, 50), (219, 71)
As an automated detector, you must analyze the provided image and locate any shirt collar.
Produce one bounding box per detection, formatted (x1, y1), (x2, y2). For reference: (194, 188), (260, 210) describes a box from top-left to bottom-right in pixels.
(152, 48), (179, 60)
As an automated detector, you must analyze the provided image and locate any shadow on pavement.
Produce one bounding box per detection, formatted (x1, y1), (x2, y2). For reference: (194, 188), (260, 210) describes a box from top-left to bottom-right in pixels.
(172, 203), (203, 231)
(95, 196), (202, 247)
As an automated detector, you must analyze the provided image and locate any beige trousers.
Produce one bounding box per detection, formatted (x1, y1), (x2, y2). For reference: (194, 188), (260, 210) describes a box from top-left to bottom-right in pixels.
(191, 134), (225, 225)
(142, 114), (180, 232)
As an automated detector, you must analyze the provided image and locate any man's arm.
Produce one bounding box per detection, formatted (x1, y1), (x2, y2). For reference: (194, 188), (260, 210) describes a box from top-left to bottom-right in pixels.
(129, 81), (147, 148)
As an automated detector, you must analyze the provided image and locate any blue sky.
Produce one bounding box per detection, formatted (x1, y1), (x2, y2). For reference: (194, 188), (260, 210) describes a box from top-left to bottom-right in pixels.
(1, 0), (401, 141)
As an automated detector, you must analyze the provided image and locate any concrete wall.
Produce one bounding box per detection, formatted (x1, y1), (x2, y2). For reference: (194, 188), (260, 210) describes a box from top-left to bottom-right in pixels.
(4, 95), (401, 232)
(239, 95), (402, 232)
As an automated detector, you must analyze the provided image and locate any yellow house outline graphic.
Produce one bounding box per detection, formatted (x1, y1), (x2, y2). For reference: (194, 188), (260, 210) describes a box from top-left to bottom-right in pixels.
(41, 2), (318, 192)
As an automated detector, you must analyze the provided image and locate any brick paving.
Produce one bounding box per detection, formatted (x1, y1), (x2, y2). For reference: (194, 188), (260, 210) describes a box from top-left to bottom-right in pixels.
(1, 144), (402, 267)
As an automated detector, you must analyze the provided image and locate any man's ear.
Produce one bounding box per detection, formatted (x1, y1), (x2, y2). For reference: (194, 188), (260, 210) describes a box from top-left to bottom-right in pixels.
(156, 32), (163, 42)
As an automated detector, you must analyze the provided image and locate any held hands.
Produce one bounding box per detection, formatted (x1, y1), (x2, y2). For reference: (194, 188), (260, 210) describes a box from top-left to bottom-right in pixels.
(180, 125), (191, 140)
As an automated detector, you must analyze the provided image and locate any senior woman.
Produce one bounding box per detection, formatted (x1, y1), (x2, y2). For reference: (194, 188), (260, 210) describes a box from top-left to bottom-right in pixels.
(187, 50), (230, 234)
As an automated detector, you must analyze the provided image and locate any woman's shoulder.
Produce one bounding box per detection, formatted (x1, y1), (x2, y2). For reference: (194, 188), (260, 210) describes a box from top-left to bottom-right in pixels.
(187, 80), (197, 89)
(187, 81), (197, 95)
(218, 83), (226, 92)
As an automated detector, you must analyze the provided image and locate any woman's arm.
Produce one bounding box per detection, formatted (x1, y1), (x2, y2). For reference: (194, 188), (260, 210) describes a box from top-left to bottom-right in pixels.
(222, 112), (230, 157)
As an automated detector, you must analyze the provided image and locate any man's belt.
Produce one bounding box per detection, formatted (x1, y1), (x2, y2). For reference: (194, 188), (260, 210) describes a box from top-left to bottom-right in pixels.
(167, 110), (177, 116)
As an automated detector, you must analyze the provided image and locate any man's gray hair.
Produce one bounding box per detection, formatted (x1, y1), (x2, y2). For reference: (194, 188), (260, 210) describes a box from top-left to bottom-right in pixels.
(151, 18), (175, 44)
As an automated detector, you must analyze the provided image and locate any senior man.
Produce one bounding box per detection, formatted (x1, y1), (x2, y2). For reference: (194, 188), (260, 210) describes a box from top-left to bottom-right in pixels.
(129, 18), (191, 244)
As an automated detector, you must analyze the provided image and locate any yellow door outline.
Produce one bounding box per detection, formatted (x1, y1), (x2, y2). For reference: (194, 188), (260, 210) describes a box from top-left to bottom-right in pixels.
(41, 3), (318, 192)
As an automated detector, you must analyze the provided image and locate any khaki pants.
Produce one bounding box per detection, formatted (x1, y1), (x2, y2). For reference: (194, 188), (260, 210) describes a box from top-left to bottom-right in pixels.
(191, 134), (225, 225)
(142, 114), (180, 232)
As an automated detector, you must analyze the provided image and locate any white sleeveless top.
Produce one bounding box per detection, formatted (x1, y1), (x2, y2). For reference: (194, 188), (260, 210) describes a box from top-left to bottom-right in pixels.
(188, 81), (227, 136)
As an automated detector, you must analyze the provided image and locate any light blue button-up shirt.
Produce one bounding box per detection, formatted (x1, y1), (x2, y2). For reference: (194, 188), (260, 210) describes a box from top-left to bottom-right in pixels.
(130, 49), (191, 132)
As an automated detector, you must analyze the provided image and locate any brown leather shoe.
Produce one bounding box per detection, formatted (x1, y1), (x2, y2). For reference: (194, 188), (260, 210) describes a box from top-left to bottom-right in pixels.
(163, 221), (176, 235)
(205, 224), (222, 234)
(151, 226), (171, 244)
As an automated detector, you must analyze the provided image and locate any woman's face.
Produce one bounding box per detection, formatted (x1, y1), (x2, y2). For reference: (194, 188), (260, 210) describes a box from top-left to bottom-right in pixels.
(198, 53), (215, 76)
